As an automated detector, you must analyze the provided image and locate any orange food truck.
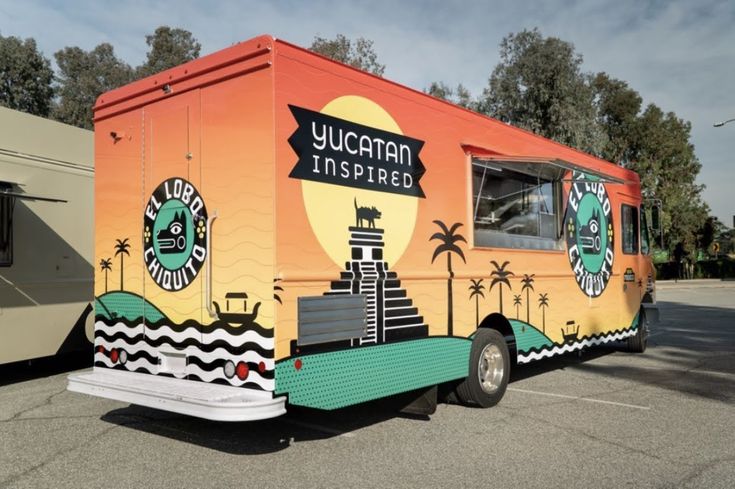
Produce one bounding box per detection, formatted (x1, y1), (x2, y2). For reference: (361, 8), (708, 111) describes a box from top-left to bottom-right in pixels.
(68, 35), (657, 421)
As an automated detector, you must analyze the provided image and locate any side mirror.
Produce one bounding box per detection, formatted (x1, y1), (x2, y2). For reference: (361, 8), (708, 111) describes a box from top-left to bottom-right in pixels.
(650, 205), (661, 233)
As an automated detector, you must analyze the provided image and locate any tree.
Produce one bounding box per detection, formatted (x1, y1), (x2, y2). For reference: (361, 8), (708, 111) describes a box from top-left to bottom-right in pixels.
(468, 279), (486, 328)
(478, 28), (708, 257)
(137, 26), (201, 78)
(538, 293), (550, 334)
(589, 71), (709, 257)
(489, 260), (514, 315)
(430, 221), (467, 336)
(309, 34), (385, 76)
(479, 28), (603, 155)
(426, 81), (474, 109)
(590, 75), (708, 256)
(99, 258), (112, 294)
(0, 34), (54, 116)
(520, 274), (535, 324)
(53, 43), (134, 129)
(114, 238), (131, 291)
(513, 294), (522, 320)
(697, 217), (718, 255)
(591, 72), (642, 165)
(629, 104), (709, 256)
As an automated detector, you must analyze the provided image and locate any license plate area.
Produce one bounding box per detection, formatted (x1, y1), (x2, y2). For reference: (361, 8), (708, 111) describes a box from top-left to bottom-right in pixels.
(158, 351), (187, 375)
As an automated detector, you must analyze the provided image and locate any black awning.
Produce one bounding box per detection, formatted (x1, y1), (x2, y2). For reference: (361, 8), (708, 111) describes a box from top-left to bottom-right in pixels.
(0, 182), (67, 203)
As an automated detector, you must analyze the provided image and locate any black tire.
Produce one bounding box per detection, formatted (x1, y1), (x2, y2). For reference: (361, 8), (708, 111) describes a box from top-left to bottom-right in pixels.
(627, 309), (648, 353)
(455, 329), (510, 408)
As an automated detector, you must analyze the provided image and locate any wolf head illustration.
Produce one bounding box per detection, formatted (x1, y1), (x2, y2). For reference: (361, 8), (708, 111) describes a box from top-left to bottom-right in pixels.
(156, 211), (188, 254)
(578, 209), (601, 255)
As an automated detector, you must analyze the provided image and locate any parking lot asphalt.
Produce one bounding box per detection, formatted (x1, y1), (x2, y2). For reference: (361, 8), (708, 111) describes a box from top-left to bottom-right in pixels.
(1, 282), (733, 489)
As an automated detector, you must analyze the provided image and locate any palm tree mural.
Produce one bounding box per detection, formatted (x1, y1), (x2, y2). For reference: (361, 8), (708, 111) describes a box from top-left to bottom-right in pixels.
(521, 274), (535, 323)
(430, 220), (467, 336)
(468, 279), (485, 328)
(114, 238), (131, 291)
(538, 293), (550, 334)
(489, 260), (514, 315)
(99, 258), (112, 293)
(513, 294), (522, 320)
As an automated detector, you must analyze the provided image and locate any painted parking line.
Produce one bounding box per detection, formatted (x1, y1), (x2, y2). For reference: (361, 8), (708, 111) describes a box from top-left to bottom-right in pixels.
(508, 387), (651, 410)
(282, 418), (356, 438)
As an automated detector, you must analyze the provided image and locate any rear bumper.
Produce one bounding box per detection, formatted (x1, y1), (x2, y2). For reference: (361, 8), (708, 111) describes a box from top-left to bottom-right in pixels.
(68, 368), (286, 422)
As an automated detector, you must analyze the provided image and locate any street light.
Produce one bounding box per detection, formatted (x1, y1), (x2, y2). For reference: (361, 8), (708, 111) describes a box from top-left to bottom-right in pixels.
(713, 118), (735, 127)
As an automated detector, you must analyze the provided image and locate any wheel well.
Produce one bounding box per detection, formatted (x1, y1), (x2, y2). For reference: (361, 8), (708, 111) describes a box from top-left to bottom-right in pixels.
(478, 313), (517, 364)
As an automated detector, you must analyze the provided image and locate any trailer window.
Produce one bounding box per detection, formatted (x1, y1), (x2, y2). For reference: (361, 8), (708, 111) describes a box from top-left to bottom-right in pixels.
(621, 204), (638, 254)
(471, 159), (564, 250)
(0, 184), (13, 266)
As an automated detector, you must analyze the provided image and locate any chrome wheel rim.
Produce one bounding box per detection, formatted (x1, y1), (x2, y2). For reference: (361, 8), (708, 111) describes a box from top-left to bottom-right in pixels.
(478, 343), (504, 394)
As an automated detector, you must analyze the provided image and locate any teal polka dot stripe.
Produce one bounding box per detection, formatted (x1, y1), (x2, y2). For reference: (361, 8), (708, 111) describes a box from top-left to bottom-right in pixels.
(275, 337), (472, 410)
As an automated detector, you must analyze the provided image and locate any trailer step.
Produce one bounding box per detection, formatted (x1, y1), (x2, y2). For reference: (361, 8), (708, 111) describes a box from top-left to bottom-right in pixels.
(68, 368), (286, 422)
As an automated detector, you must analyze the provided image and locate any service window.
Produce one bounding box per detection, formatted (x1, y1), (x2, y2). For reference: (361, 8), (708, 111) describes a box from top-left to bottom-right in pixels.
(621, 204), (639, 254)
(472, 159), (564, 250)
(0, 184), (13, 266)
(640, 205), (650, 255)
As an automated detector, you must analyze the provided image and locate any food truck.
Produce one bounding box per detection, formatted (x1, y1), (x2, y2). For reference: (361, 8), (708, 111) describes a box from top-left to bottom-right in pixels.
(68, 35), (657, 421)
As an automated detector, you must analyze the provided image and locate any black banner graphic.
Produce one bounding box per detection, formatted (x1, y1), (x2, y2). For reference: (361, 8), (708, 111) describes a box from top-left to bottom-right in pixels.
(288, 105), (426, 198)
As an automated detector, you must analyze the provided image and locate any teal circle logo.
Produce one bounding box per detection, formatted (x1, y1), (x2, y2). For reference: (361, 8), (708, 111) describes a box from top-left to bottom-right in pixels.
(143, 178), (207, 291)
(566, 174), (614, 297)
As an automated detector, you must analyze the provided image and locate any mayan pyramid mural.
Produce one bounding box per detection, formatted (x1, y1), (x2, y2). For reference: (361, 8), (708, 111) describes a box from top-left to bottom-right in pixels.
(325, 226), (428, 345)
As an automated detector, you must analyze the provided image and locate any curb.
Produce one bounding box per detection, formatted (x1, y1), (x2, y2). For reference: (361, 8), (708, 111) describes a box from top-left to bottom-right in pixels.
(656, 279), (735, 289)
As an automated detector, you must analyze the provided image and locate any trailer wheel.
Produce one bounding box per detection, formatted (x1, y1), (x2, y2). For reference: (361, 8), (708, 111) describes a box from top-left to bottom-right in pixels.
(627, 309), (648, 353)
(456, 329), (510, 408)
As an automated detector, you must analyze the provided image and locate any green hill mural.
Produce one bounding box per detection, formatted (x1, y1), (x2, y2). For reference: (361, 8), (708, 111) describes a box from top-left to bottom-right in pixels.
(95, 291), (166, 323)
(508, 319), (554, 353)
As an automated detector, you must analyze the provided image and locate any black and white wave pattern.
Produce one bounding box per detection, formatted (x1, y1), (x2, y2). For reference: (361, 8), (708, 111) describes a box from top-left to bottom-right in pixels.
(94, 319), (274, 391)
(517, 327), (636, 364)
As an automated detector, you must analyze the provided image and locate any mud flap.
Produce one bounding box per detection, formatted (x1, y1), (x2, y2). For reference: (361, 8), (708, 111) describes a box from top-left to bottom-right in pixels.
(397, 385), (437, 416)
(642, 304), (659, 324)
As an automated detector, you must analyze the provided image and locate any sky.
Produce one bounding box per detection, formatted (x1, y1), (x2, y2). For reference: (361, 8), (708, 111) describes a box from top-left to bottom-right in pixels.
(2, 0), (733, 226)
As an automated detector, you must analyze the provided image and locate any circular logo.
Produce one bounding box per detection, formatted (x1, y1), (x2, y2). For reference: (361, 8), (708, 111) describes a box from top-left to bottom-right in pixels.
(143, 178), (208, 291)
(565, 174), (614, 297)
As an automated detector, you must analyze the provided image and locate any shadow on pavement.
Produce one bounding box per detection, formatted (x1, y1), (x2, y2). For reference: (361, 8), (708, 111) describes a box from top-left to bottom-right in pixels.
(510, 300), (735, 404)
(101, 395), (430, 455)
(0, 351), (92, 388)
(568, 301), (735, 404)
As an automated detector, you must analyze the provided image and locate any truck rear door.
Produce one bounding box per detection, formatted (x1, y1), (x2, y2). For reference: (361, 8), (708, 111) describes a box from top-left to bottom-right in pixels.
(142, 89), (204, 377)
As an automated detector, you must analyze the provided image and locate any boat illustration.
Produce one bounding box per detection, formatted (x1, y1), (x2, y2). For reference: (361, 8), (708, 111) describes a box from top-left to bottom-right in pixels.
(213, 292), (261, 325)
(561, 320), (580, 344)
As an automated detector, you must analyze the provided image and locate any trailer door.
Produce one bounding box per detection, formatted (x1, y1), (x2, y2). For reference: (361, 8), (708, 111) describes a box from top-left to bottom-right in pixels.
(142, 89), (204, 376)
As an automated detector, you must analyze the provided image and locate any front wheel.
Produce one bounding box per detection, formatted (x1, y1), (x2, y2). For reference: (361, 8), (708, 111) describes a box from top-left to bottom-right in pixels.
(456, 329), (510, 408)
(627, 309), (648, 353)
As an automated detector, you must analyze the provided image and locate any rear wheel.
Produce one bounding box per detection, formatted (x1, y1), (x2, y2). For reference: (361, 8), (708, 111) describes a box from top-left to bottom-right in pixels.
(627, 309), (648, 353)
(456, 329), (510, 407)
